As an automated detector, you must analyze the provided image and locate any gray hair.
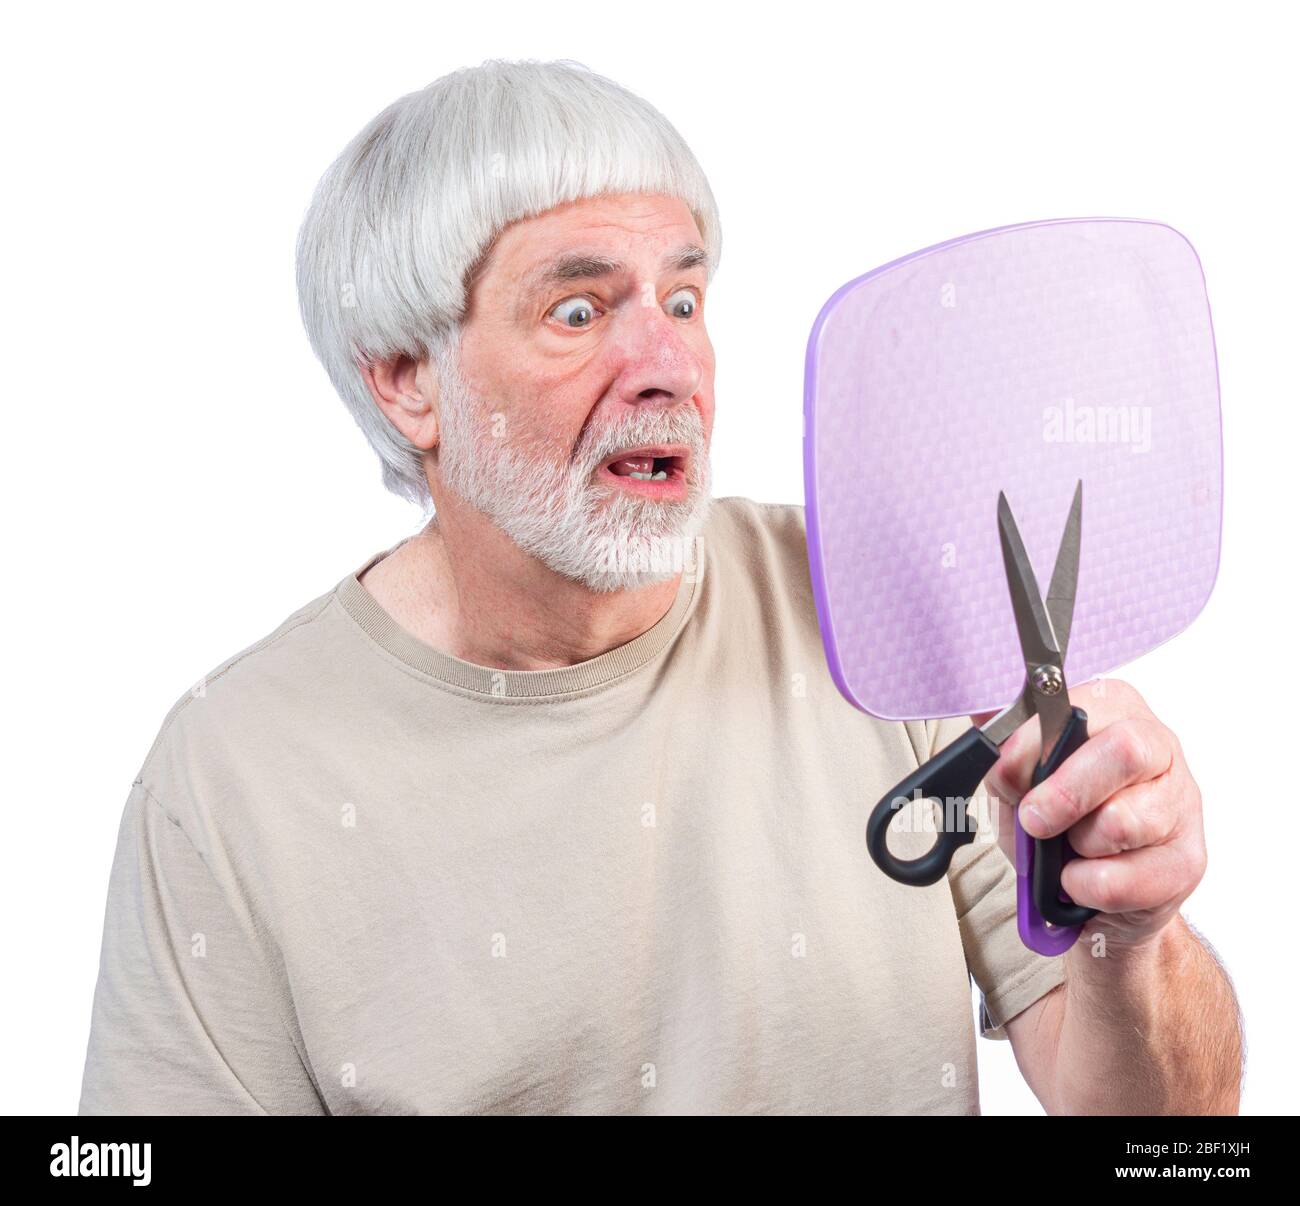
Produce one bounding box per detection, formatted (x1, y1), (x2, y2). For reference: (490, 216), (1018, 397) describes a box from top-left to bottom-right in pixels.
(294, 58), (723, 508)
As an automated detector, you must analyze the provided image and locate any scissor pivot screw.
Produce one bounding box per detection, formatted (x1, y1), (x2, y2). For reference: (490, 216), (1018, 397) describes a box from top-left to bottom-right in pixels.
(1032, 665), (1064, 696)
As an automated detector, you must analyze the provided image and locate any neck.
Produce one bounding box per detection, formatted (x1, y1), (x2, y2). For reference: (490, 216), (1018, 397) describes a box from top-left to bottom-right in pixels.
(360, 494), (682, 671)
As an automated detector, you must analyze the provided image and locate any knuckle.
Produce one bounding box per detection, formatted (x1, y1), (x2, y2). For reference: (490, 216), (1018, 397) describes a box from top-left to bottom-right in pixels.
(1107, 722), (1151, 779)
(1089, 862), (1126, 914)
(1097, 799), (1141, 851)
(1111, 678), (1147, 710)
(1042, 773), (1083, 823)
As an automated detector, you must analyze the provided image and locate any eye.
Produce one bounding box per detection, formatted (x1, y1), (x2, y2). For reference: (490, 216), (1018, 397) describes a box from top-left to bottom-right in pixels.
(550, 296), (598, 328)
(664, 288), (699, 320)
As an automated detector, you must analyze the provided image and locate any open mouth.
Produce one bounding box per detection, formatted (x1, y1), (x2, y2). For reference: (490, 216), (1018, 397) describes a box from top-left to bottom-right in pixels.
(597, 446), (690, 495)
(604, 452), (685, 481)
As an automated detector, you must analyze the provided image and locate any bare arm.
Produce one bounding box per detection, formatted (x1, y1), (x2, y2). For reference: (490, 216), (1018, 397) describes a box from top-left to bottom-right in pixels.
(982, 679), (1244, 1114)
(1007, 916), (1243, 1114)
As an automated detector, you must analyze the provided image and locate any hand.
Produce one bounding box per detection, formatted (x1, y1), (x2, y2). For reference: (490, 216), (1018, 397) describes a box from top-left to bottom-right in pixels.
(973, 679), (1207, 949)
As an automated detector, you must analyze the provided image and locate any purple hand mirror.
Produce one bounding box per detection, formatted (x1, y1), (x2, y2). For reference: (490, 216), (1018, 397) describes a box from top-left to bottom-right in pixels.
(805, 218), (1223, 953)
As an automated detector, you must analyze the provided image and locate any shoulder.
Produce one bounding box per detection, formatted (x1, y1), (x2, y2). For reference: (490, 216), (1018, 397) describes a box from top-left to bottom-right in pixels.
(703, 496), (938, 763)
(700, 496), (810, 593)
(703, 494), (807, 541)
(690, 495), (822, 657)
(132, 579), (348, 828)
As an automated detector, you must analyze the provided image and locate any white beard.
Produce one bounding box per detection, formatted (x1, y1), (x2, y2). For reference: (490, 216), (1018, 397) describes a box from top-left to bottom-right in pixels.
(434, 356), (713, 593)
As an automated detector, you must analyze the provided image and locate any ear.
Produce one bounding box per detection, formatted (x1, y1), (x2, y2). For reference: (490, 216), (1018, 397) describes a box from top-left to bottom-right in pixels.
(358, 354), (440, 450)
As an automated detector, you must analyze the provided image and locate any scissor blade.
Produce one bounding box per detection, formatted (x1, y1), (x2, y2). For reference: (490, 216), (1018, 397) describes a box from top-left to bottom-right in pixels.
(1045, 480), (1083, 661)
(997, 492), (1062, 671)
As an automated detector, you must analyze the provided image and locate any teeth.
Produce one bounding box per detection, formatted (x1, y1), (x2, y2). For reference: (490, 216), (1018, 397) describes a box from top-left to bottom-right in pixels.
(628, 470), (669, 481)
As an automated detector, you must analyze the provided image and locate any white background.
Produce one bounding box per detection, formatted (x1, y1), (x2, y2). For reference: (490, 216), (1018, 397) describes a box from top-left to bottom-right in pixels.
(2, 0), (1295, 1116)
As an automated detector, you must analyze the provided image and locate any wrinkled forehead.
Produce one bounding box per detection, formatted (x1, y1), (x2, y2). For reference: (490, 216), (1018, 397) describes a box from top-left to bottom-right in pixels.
(471, 194), (709, 296)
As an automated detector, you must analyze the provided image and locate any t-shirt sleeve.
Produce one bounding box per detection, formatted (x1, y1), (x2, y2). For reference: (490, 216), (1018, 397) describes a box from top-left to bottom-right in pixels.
(78, 780), (325, 1115)
(926, 715), (1066, 1041)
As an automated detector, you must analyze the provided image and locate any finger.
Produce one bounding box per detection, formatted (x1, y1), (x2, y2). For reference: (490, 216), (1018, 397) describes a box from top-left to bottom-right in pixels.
(979, 680), (1156, 815)
(984, 712), (1043, 804)
(1072, 677), (1152, 729)
(1018, 716), (1174, 839)
(1059, 841), (1204, 915)
(1063, 776), (1182, 858)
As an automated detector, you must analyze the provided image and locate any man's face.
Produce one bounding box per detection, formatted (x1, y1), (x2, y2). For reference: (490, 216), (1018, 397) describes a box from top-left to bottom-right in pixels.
(434, 192), (716, 591)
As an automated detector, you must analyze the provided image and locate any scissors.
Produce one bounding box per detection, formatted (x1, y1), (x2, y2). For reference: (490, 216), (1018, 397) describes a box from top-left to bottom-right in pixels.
(866, 481), (1098, 955)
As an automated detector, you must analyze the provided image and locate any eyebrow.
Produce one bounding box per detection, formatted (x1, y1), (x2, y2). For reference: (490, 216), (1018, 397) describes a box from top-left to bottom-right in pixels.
(522, 243), (710, 298)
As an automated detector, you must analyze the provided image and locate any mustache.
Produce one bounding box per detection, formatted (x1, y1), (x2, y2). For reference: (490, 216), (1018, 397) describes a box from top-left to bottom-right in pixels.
(573, 406), (706, 472)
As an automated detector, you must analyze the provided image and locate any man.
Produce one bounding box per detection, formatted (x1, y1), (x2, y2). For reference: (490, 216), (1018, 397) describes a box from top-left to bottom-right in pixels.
(79, 58), (1242, 1115)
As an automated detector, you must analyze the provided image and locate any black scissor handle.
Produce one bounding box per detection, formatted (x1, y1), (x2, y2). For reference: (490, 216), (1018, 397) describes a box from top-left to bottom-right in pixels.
(867, 726), (1001, 886)
(1030, 706), (1099, 928)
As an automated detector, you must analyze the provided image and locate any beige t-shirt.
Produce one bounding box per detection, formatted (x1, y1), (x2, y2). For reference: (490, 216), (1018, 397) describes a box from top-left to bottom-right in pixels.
(79, 496), (1064, 1115)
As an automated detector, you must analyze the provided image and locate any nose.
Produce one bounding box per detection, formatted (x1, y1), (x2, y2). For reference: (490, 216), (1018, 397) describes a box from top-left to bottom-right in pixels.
(608, 303), (705, 409)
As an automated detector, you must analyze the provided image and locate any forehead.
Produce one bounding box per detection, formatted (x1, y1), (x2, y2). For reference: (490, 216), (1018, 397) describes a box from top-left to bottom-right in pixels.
(481, 193), (705, 283)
